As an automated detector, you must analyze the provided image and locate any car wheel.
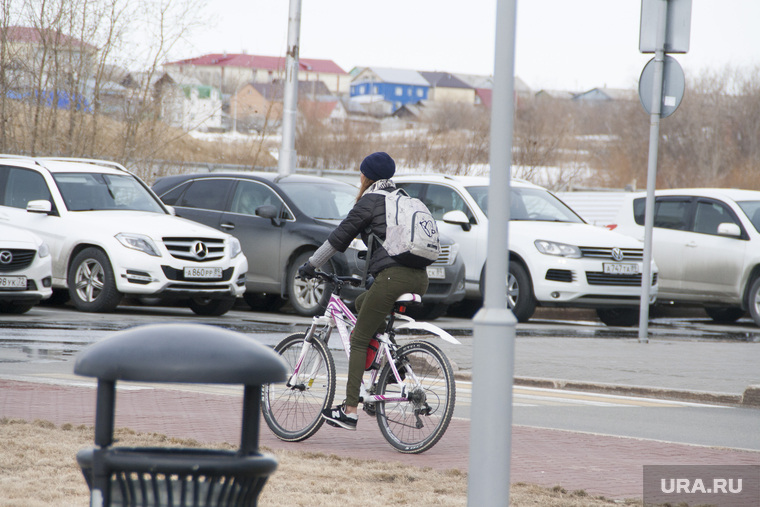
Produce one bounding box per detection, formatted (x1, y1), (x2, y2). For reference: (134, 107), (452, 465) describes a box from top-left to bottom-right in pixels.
(188, 297), (237, 316)
(0, 301), (35, 314)
(287, 252), (333, 317)
(704, 306), (745, 323)
(596, 307), (639, 327)
(747, 277), (760, 327)
(68, 248), (122, 313)
(480, 262), (536, 322)
(244, 292), (286, 312)
(404, 303), (449, 321)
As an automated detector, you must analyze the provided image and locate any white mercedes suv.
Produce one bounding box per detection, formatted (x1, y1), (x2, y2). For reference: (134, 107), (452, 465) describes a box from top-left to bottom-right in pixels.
(0, 156), (247, 315)
(394, 175), (658, 326)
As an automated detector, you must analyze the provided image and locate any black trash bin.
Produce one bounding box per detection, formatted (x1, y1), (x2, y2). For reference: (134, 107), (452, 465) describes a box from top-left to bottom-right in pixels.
(74, 323), (288, 507)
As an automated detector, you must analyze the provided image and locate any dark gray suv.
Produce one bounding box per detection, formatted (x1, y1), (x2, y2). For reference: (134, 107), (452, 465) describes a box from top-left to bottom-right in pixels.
(152, 172), (465, 318)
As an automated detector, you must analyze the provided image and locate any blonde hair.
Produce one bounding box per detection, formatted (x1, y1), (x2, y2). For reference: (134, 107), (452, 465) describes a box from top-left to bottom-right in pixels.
(356, 174), (374, 203)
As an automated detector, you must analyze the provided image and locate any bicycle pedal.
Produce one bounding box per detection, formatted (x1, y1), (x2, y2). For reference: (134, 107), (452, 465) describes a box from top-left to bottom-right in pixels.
(363, 403), (376, 416)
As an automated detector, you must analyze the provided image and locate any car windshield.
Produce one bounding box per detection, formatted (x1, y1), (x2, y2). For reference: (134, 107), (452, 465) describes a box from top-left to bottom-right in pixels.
(465, 185), (584, 223)
(53, 172), (165, 213)
(737, 200), (760, 233)
(278, 181), (358, 220)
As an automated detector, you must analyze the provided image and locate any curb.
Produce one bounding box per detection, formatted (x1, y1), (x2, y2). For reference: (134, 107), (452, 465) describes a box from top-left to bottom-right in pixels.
(453, 372), (748, 407)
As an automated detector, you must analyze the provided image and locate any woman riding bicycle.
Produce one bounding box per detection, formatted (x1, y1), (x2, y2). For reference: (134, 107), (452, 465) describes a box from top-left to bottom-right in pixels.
(298, 152), (429, 430)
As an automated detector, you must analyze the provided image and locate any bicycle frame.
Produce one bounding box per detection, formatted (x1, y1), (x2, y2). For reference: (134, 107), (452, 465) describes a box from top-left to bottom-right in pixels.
(287, 288), (460, 406)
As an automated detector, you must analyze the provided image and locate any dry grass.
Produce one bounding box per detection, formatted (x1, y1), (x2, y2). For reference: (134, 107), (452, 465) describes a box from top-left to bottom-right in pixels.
(0, 419), (636, 506)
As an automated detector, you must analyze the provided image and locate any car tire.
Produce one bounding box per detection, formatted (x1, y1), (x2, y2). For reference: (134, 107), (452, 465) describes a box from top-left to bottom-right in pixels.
(596, 307), (639, 327)
(480, 262), (536, 323)
(404, 303), (449, 321)
(188, 297), (237, 316)
(704, 306), (745, 323)
(68, 247), (122, 313)
(747, 277), (760, 327)
(244, 292), (286, 312)
(287, 252), (333, 317)
(0, 301), (35, 314)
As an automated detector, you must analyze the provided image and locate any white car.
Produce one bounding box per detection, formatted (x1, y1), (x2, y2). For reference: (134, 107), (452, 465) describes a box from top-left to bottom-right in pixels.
(609, 188), (760, 326)
(0, 156), (247, 315)
(394, 175), (658, 326)
(0, 223), (53, 314)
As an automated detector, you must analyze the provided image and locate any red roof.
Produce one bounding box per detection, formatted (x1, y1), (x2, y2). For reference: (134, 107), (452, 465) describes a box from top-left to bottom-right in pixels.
(300, 100), (339, 121)
(1, 25), (94, 50)
(166, 53), (347, 75)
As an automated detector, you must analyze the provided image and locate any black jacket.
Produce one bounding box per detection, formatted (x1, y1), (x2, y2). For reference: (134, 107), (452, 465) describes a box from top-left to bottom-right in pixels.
(327, 180), (400, 277)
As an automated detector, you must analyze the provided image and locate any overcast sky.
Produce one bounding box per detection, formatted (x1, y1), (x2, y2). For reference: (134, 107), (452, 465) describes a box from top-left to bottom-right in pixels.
(179, 0), (760, 92)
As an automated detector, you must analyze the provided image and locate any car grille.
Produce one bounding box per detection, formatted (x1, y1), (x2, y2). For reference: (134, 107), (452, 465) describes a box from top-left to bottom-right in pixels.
(586, 272), (658, 286)
(431, 245), (454, 266)
(546, 269), (574, 283)
(162, 237), (225, 262)
(579, 247), (644, 261)
(0, 249), (36, 272)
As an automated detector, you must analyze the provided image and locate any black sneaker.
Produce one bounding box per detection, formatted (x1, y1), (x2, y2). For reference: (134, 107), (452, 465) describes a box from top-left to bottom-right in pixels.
(321, 404), (357, 430)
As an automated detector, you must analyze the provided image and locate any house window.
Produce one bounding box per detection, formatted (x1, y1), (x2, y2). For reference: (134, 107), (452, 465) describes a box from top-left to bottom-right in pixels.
(395, 86), (403, 96)
(360, 85), (366, 94)
(372, 86), (378, 94)
(407, 88), (412, 96)
(417, 88), (424, 97)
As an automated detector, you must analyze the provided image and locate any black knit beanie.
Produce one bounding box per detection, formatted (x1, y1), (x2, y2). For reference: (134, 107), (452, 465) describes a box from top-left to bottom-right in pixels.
(360, 152), (396, 181)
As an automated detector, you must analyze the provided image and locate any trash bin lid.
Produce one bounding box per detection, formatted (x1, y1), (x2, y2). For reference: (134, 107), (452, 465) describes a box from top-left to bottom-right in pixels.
(74, 323), (288, 385)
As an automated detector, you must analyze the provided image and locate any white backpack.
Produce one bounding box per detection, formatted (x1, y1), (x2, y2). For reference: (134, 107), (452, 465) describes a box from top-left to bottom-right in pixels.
(370, 188), (440, 268)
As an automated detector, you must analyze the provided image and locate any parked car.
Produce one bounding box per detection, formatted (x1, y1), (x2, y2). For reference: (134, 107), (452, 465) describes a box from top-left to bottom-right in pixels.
(393, 174), (658, 326)
(151, 171), (465, 318)
(0, 156), (247, 315)
(0, 223), (53, 314)
(609, 188), (760, 326)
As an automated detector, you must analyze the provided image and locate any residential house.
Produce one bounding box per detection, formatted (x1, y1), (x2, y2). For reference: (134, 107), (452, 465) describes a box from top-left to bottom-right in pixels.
(0, 25), (96, 107)
(572, 87), (638, 102)
(153, 72), (222, 132)
(420, 71), (476, 104)
(350, 67), (429, 114)
(164, 53), (349, 95)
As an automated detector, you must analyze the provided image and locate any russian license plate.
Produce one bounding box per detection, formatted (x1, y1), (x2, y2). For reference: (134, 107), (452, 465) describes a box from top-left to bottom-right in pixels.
(0, 276), (26, 289)
(184, 267), (222, 279)
(603, 263), (640, 275)
(426, 266), (445, 279)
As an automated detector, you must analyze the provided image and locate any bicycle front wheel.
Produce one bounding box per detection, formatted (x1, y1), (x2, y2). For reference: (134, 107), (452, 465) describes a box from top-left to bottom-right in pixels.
(261, 332), (336, 441)
(375, 340), (456, 453)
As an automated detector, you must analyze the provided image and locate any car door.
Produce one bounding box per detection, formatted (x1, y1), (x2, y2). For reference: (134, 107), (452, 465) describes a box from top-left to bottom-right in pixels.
(679, 198), (747, 301)
(219, 180), (285, 290)
(170, 178), (234, 230)
(0, 165), (68, 281)
(639, 196), (693, 297)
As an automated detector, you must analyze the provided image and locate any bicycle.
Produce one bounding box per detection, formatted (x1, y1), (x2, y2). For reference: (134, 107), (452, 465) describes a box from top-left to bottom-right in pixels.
(261, 270), (460, 454)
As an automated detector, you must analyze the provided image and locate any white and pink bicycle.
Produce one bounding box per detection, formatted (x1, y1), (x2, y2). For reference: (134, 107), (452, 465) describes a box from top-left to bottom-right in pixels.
(261, 271), (460, 454)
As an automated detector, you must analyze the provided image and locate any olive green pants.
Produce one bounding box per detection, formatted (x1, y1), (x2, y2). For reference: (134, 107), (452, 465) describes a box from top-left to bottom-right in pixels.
(345, 266), (429, 407)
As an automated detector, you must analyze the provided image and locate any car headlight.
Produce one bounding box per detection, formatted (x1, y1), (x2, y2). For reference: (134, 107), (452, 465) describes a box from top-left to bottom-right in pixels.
(228, 236), (242, 258)
(116, 233), (161, 257)
(534, 240), (581, 258)
(38, 242), (50, 258)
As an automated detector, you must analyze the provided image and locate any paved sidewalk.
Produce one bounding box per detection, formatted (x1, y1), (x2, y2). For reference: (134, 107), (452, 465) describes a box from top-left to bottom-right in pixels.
(2, 376), (759, 501)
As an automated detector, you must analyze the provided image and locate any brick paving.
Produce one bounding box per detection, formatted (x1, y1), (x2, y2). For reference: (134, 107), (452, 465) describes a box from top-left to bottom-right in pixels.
(2, 379), (758, 501)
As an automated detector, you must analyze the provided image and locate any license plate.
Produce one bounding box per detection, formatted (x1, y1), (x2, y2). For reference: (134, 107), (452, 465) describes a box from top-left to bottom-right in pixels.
(426, 267), (445, 279)
(183, 267), (222, 279)
(0, 276), (26, 289)
(603, 263), (640, 275)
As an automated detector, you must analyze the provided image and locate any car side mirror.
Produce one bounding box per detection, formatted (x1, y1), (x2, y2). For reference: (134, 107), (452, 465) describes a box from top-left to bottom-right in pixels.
(442, 210), (471, 231)
(717, 222), (741, 237)
(27, 199), (52, 214)
(256, 204), (280, 225)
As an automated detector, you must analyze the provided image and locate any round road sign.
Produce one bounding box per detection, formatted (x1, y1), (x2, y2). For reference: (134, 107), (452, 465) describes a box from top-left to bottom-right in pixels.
(638, 55), (685, 118)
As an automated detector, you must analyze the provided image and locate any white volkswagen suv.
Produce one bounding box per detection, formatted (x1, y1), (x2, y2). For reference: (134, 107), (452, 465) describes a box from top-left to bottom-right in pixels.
(0, 156), (247, 315)
(394, 175), (658, 326)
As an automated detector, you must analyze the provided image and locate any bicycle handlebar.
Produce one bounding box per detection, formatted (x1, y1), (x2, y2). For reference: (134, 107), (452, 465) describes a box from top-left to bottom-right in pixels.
(303, 270), (363, 288)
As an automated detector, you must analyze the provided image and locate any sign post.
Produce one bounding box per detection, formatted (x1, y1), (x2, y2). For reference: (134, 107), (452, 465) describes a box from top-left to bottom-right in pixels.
(636, 0), (690, 343)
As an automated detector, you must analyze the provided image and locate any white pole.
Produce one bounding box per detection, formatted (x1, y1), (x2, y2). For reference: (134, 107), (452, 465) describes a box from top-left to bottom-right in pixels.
(467, 1), (518, 505)
(278, 0), (301, 176)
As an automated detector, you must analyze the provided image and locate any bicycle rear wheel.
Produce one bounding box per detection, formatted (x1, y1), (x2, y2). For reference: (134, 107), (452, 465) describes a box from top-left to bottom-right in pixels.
(261, 332), (336, 441)
(375, 341), (455, 453)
